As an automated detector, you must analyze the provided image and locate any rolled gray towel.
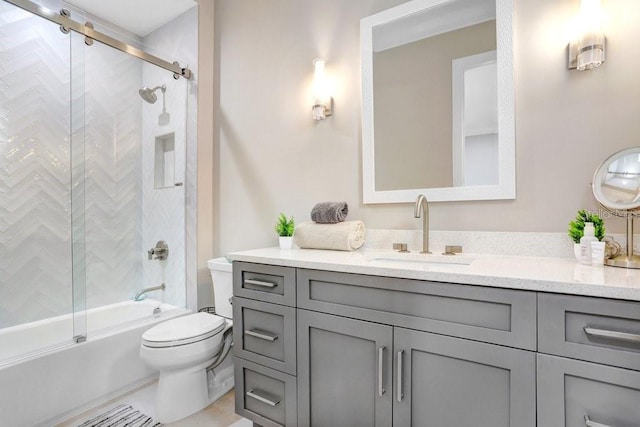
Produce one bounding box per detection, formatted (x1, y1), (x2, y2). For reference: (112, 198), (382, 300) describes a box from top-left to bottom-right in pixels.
(311, 202), (349, 224)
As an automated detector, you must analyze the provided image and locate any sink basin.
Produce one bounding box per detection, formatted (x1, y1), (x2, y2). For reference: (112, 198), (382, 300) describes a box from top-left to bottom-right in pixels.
(366, 251), (475, 266)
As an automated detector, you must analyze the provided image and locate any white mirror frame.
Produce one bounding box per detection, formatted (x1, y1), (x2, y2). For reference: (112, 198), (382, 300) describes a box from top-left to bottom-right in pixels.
(360, 0), (515, 204)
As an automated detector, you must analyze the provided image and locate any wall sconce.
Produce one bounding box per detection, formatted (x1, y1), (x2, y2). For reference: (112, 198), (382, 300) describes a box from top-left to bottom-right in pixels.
(568, 0), (605, 71)
(312, 59), (333, 120)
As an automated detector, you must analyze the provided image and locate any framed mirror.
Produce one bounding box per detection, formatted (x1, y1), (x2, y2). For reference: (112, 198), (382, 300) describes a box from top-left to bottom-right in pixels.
(361, 0), (515, 203)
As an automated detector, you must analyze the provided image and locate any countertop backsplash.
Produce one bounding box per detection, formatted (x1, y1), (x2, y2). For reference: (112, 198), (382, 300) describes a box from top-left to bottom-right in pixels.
(363, 229), (632, 259)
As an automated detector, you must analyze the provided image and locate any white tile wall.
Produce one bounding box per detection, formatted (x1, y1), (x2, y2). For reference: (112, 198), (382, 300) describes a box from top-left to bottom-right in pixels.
(0, 2), (197, 327)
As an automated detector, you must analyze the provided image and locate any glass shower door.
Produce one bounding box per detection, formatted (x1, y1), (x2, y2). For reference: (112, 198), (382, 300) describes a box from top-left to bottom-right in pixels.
(0, 0), (191, 364)
(0, 0), (79, 363)
(78, 34), (188, 335)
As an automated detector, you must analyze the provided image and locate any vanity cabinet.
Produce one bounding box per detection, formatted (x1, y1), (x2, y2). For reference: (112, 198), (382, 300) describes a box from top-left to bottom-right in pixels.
(232, 261), (640, 427)
(295, 268), (537, 427)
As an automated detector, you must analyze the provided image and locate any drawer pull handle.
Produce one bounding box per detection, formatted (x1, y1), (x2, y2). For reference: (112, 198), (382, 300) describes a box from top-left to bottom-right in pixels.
(378, 346), (385, 397)
(397, 350), (404, 402)
(583, 326), (640, 343)
(245, 328), (279, 342)
(584, 415), (612, 427)
(245, 279), (277, 288)
(246, 389), (280, 407)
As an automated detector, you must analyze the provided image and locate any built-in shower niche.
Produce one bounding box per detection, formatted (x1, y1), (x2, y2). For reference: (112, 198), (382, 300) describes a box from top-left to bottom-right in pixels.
(154, 132), (176, 189)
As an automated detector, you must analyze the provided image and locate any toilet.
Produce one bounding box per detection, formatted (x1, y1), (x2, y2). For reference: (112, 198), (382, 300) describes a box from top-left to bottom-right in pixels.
(139, 257), (234, 424)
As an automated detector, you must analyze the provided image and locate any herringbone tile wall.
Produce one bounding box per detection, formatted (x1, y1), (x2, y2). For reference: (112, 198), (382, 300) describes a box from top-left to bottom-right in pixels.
(140, 7), (197, 310)
(0, 2), (196, 332)
(81, 39), (143, 313)
(0, 4), (74, 328)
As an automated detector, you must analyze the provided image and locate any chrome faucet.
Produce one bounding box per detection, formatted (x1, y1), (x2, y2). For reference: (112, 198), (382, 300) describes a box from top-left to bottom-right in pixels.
(133, 283), (166, 301)
(414, 194), (431, 254)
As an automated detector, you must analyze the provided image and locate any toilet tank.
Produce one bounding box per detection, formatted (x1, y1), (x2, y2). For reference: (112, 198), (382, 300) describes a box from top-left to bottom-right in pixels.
(207, 257), (233, 319)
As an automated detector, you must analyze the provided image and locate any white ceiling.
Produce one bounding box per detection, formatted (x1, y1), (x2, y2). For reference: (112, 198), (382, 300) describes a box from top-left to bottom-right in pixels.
(65, 0), (197, 37)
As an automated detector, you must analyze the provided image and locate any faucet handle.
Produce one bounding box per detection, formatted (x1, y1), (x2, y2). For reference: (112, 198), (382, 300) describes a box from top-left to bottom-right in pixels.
(442, 245), (463, 255)
(393, 243), (409, 253)
(148, 240), (169, 261)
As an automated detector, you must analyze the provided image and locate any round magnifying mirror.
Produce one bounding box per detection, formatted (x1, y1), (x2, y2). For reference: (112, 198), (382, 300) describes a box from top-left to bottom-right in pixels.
(593, 147), (640, 213)
(592, 146), (640, 268)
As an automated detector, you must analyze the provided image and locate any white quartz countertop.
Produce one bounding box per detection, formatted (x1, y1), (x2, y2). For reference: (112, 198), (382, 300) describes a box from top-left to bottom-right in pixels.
(226, 247), (640, 302)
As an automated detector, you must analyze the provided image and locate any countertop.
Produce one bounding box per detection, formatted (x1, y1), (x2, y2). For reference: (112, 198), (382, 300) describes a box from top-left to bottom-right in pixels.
(226, 247), (640, 302)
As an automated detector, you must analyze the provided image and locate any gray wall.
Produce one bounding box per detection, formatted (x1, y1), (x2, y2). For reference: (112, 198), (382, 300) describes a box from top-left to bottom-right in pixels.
(210, 0), (640, 255)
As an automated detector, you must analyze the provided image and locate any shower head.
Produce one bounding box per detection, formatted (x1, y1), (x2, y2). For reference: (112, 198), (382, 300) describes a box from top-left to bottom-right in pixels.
(138, 85), (166, 104)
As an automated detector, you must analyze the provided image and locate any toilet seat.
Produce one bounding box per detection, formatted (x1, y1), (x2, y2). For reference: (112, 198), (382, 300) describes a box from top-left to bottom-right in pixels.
(142, 312), (226, 348)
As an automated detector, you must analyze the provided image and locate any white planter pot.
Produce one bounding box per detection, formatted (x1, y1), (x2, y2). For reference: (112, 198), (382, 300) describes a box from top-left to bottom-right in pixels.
(279, 236), (293, 250)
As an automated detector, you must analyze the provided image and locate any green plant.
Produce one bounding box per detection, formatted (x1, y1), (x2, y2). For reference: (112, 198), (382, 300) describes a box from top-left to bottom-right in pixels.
(274, 213), (295, 237)
(568, 209), (605, 243)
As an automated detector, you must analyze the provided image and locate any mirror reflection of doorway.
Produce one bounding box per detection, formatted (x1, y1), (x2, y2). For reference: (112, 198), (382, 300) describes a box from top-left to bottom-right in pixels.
(452, 51), (498, 187)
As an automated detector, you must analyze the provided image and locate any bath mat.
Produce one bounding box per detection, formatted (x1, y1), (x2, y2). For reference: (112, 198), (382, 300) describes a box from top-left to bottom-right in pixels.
(77, 403), (161, 427)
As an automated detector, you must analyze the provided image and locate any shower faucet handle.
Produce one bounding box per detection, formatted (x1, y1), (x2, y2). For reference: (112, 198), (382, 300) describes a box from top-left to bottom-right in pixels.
(148, 241), (169, 261)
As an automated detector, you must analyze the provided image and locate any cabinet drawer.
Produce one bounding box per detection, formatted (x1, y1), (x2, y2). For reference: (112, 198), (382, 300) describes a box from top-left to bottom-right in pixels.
(233, 297), (296, 375)
(538, 354), (640, 427)
(297, 269), (537, 350)
(538, 293), (640, 370)
(233, 262), (296, 307)
(235, 358), (297, 427)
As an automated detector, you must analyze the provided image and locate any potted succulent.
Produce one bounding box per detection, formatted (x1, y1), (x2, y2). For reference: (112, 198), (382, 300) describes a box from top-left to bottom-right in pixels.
(275, 213), (295, 249)
(568, 209), (605, 261)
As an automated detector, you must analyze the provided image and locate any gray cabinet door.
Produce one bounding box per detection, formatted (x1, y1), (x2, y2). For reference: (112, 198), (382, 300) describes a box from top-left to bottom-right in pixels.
(297, 310), (393, 427)
(393, 327), (536, 427)
(538, 354), (640, 427)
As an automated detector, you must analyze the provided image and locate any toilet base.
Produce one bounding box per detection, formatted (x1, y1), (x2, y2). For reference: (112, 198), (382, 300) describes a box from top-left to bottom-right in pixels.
(154, 358), (212, 423)
(154, 354), (234, 424)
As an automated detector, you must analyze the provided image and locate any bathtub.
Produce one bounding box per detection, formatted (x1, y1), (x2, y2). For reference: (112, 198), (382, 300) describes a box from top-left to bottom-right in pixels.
(0, 299), (189, 426)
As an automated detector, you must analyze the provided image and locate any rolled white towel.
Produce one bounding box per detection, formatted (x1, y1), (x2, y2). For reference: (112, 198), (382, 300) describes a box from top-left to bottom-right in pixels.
(294, 221), (366, 251)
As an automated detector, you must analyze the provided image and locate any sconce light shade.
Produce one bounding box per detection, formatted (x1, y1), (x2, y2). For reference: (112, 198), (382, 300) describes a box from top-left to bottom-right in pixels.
(569, 0), (605, 71)
(312, 59), (332, 120)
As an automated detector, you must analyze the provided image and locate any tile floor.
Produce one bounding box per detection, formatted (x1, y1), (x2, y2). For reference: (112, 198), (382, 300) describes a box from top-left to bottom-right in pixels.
(56, 381), (251, 427)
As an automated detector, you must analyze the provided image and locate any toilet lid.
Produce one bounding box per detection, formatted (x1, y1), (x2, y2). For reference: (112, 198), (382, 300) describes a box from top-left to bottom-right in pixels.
(142, 312), (226, 347)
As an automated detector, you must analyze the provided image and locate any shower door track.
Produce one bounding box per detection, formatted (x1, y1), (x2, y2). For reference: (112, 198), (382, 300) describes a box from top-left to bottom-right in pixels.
(4, 0), (192, 79)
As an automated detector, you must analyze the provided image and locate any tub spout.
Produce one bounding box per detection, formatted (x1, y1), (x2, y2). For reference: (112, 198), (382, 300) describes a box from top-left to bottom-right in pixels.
(134, 283), (166, 301)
